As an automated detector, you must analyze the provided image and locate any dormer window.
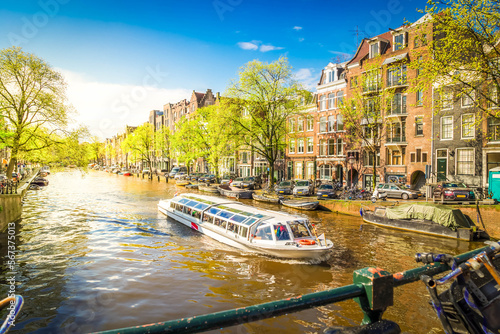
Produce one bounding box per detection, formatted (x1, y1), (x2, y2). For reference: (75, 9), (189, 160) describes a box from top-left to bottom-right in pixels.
(370, 43), (379, 58)
(394, 33), (405, 51)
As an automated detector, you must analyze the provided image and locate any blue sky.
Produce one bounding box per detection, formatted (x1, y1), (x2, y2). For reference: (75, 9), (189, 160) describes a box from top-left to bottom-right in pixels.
(0, 0), (428, 138)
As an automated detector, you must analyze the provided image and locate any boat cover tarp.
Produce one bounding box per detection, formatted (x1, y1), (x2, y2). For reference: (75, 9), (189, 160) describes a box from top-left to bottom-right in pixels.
(385, 203), (471, 231)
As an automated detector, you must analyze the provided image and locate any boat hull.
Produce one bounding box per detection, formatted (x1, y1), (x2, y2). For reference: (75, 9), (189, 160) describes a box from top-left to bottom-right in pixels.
(361, 207), (487, 241)
(198, 185), (219, 193)
(218, 185), (254, 199)
(252, 193), (280, 203)
(158, 200), (332, 260)
(280, 200), (319, 211)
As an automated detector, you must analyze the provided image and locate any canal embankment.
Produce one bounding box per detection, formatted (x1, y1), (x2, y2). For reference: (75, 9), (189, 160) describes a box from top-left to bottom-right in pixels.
(318, 199), (500, 239)
(0, 171), (39, 230)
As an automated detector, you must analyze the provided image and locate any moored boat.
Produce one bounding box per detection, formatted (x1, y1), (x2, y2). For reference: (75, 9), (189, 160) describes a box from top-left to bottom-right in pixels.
(252, 192), (280, 203)
(280, 199), (319, 211)
(158, 193), (333, 260)
(198, 184), (219, 193)
(31, 177), (49, 186)
(218, 184), (254, 199)
(185, 183), (200, 189)
(176, 179), (191, 186)
(361, 203), (489, 241)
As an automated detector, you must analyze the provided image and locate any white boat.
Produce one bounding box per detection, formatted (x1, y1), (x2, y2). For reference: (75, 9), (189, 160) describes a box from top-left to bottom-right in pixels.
(158, 193), (333, 260)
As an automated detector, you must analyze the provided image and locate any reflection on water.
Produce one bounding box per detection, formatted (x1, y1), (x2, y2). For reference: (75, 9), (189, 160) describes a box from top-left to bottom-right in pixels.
(1, 170), (480, 333)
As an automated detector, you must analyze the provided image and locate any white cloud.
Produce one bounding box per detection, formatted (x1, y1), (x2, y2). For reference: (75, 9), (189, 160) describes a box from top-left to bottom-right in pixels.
(295, 68), (317, 90)
(59, 69), (190, 139)
(299, 38), (305, 42)
(237, 41), (259, 50)
(293, 26), (303, 31)
(259, 44), (285, 52)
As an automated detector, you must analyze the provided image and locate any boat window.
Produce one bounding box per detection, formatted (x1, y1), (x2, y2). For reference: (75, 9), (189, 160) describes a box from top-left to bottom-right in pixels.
(243, 218), (257, 226)
(227, 222), (239, 234)
(194, 203), (209, 210)
(214, 218), (228, 229)
(179, 198), (189, 204)
(239, 226), (248, 238)
(207, 207), (220, 215)
(192, 209), (201, 219)
(217, 211), (234, 219)
(202, 213), (214, 224)
(220, 220), (228, 229)
(254, 225), (273, 241)
(289, 221), (312, 238)
(170, 202), (176, 209)
(186, 200), (198, 207)
(274, 224), (291, 241)
(229, 215), (246, 223)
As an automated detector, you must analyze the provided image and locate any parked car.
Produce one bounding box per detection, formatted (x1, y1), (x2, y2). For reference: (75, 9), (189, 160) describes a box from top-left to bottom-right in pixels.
(220, 174), (237, 185)
(240, 176), (262, 190)
(316, 184), (337, 199)
(199, 174), (216, 183)
(230, 177), (245, 188)
(373, 183), (421, 200)
(275, 180), (294, 195)
(433, 182), (476, 201)
(142, 168), (151, 174)
(174, 172), (187, 180)
(160, 169), (169, 176)
(293, 180), (314, 196)
(169, 166), (188, 178)
(189, 172), (204, 181)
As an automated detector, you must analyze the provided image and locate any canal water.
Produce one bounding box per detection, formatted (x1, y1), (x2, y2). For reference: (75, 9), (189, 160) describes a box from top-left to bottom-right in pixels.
(1, 169), (483, 333)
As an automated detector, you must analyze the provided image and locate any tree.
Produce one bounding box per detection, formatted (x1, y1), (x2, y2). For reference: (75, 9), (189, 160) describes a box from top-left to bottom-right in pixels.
(154, 126), (172, 172)
(411, 0), (500, 120)
(171, 116), (201, 173)
(88, 136), (105, 165)
(223, 57), (304, 186)
(121, 123), (154, 171)
(0, 47), (73, 174)
(189, 105), (238, 180)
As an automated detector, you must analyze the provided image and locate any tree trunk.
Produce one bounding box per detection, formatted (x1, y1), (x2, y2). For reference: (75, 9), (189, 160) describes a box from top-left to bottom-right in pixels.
(269, 162), (275, 187)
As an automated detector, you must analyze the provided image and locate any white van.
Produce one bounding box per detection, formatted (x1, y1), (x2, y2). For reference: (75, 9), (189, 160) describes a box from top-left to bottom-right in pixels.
(169, 166), (187, 177)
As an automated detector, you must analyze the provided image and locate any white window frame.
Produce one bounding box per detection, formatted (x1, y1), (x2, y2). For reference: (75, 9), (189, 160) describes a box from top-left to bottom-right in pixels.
(289, 139), (295, 154)
(319, 116), (327, 133)
(319, 95), (326, 111)
(461, 91), (475, 108)
(306, 137), (314, 153)
(416, 89), (423, 106)
(297, 138), (304, 154)
(393, 33), (405, 51)
(440, 116), (453, 140)
(337, 138), (344, 156)
(328, 115), (335, 132)
(461, 113), (475, 139)
(328, 93), (335, 110)
(289, 118), (295, 133)
(369, 42), (379, 58)
(297, 116), (304, 132)
(306, 117), (314, 131)
(441, 90), (453, 110)
(456, 148), (474, 176)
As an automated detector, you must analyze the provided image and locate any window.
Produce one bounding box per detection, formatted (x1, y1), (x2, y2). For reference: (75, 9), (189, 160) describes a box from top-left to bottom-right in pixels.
(461, 91), (475, 108)
(370, 43), (379, 58)
(415, 116), (423, 136)
(328, 71), (335, 83)
(336, 91), (344, 107)
(289, 118), (295, 133)
(422, 152), (427, 163)
(363, 151), (380, 166)
(328, 93), (335, 109)
(328, 116), (335, 132)
(328, 139), (335, 156)
(295, 162), (303, 179)
(416, 89), (423, 106)
(416, 56), (423, 77)
(488, 117), (500, 141)
(297, 117), (304, 132)
(319, 116), (327, 133)
(441, 90), (453, 110)
(319, 164), (332, 180)
(337, 138), (343, 155)
(319, 139), (327, 156)
(389, 93), (407, 115)
(461, 114), (475, 139)
(387, 148), (402, 165)
(319, 95), (326, 111)
(364, 69), (380, 92)
(297, 139), (304, 153)
(410, 152), (416, 163)
(416, 148), (422, 162)
(241, 152), (248, 163)
(289, 139), (295, 153)
(387, 64), (407, 87)
(307, 117), (314, 131)
(307, 137), (314, 153)
(350, 76), (358, 88)
(306, 162), (314, 179)
(336, 114), (344, 131)
(456, 148), (474, 175)
(441, 116), (453, 140)
(489, 86), (499, 108)
(414, 34), (427, 48)
(394, 33), (405, 51)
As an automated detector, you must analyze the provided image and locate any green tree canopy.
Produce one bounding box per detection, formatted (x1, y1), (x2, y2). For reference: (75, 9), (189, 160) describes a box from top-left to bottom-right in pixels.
(121, 123), (154, 170)
(223, 57), (305, 186)
(0, 46), (73, 174)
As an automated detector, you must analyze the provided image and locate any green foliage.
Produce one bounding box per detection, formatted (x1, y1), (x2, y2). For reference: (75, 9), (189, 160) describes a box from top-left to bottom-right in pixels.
(0, 46), (73, 173)
(121, 123), (154, 169)
(170, 116), (201, 171)
(223, 57), (305, 186)
(411, 0), (500, 119)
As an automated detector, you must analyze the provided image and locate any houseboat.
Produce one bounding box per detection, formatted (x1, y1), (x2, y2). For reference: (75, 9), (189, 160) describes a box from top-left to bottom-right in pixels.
(158, 193), (333, 260)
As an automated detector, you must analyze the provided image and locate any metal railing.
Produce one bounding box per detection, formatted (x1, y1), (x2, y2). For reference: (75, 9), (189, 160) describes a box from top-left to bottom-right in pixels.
(94, 245), (493, 334)
(385, 135), (407, 143)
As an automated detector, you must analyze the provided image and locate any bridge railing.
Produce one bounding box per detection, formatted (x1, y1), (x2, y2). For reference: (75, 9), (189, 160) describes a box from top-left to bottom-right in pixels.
(93, 245), (494, 334)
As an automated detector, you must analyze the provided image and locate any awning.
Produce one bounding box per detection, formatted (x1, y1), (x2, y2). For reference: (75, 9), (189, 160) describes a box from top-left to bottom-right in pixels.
(382, 53), (408, 65)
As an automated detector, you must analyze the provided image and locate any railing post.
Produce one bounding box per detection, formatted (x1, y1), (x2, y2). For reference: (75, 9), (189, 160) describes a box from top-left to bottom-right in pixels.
(353, 267), (394, 325)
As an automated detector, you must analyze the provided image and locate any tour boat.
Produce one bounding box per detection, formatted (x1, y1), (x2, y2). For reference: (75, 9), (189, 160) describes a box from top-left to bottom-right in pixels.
(158, 193), (333, 260)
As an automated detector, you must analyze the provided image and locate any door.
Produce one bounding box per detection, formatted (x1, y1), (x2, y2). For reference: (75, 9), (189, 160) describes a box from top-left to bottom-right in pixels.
(437, 158), (447, 182)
